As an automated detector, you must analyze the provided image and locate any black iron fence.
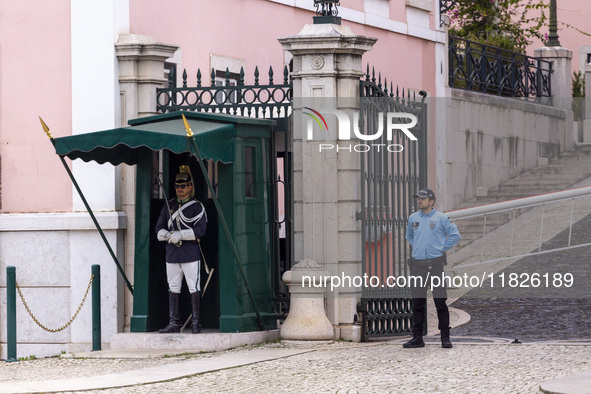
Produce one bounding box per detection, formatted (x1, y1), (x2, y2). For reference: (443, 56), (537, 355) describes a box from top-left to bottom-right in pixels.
(449, 35), (552, 99)
(157, 66), (292, 120)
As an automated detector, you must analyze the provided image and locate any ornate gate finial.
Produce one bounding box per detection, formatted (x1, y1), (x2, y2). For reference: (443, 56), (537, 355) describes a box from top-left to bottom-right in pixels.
(313, 0), (341, 25)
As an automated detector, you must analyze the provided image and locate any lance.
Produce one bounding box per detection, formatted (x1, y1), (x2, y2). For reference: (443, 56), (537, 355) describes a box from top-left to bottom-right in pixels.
(39, 117), (134, 295)
(182, 114), (265, 331)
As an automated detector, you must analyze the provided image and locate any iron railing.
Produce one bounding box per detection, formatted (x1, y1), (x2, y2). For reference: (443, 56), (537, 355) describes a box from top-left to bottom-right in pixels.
(446, 186), (591, 300)
(449, 35), (552, 99)
(157, 66), (292, 121)
(358, 65), (428, 340)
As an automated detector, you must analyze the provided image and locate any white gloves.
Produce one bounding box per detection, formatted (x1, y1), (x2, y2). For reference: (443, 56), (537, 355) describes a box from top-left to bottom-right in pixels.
(168, 229), (196, 245)
(157, 229), (172, 242)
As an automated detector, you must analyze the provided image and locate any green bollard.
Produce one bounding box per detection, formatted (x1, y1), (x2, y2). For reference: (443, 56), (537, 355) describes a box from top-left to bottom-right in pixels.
(6, 266), (17, 362)
(92, 265), (101, 351)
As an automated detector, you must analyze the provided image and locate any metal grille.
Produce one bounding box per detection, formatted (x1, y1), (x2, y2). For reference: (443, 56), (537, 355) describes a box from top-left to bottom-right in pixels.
(449, 35), (552, 99)
(358, 66), (428, 340)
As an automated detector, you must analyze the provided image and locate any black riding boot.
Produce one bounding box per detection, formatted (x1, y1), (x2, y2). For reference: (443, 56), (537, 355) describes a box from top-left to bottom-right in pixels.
(191, 291), (201, 334)
(441, 327), (453, 348)
(159, 292), (181, 333)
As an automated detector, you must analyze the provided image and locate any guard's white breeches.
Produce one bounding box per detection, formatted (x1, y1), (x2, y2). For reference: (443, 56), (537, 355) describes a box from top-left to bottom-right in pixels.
(166, 261), (201, 294)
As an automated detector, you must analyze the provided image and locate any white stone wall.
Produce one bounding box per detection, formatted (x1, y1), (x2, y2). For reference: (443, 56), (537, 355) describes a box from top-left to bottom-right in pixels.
(0, 212), (126, 359)
(439, 89), (571, 210)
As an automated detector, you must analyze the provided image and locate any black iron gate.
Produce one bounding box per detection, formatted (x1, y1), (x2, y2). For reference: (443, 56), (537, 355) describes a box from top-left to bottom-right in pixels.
(357, 66), (428, 340)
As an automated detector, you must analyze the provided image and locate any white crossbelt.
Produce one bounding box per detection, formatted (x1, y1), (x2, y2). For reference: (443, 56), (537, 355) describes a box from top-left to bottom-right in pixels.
(168, 200), (206, 230)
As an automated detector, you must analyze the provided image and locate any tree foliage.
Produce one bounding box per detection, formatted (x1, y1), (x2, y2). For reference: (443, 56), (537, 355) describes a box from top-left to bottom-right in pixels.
(448, 0), (548, 53)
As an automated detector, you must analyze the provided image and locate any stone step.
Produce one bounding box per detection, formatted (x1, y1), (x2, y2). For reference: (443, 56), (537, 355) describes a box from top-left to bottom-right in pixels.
(452, 149), (591, 248)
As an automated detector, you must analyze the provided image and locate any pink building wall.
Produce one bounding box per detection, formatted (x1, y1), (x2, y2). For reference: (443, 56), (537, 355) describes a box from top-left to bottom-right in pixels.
(1, 0), (440, 214)
(0, 1), (73, 213)
(129, 0), (437, 96)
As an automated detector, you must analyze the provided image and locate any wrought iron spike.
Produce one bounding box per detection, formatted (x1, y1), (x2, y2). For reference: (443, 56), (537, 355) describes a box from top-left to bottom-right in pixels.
(378, 72), (382, 89)
(371, 66), (376, 83)
(390, 82), (394, 98)
(225, 67), (230, 86)
(384, 78), (388, 95)
(269, 66), (274, 85)
(366, 64), (370, 81)
(211, 68), (216, 86)
(168, 70), (174, 88)
(283, 65), (289, 84)
(182, 69), (188, 88)
(239, 67), (245, 86)
(197, 69), (202, 87)
(254, 66), (260, 86)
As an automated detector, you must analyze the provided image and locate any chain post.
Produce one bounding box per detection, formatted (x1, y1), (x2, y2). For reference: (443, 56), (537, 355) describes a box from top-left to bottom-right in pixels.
(6, 266), (17, 362)
(92, 265), (101, 351)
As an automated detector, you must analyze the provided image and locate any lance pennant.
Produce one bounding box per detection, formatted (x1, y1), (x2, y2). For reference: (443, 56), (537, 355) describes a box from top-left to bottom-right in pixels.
(303, 107), (328, 132)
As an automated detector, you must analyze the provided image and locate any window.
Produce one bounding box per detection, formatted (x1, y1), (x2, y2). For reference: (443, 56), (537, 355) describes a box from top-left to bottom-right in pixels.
(214, 69), (239, 105)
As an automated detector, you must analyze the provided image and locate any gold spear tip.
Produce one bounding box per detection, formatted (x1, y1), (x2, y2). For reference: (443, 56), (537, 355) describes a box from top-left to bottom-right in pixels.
(39, 117), (54, 140)
(181, 113), (194, 137)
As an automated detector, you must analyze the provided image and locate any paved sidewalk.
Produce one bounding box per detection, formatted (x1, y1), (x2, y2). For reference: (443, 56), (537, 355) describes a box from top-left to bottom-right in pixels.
(1, 338), (590, 393)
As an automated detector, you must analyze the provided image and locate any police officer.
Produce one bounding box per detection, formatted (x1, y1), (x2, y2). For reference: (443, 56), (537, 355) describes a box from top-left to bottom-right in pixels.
(155, 165), (207, 334)
(403, 188), (460, 348)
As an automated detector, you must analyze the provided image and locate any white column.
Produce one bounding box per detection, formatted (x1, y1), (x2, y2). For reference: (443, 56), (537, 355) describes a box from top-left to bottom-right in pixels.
(70, 0), (129, 347)
(71, 0), (129, 211)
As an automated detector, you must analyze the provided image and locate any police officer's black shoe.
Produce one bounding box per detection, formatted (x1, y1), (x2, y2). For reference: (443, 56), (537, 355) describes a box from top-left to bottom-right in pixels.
(403, 336), (425, 348)
(441, 328), (453, 348)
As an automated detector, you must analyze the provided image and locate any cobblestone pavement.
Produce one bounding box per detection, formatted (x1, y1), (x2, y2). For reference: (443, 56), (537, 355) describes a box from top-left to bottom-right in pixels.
(3, 206), (591, 392)
(1, 339), (590, 393)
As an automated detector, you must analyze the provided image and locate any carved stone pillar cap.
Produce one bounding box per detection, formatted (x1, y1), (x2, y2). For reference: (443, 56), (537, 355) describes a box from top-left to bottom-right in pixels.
(291, 258), (322, 270)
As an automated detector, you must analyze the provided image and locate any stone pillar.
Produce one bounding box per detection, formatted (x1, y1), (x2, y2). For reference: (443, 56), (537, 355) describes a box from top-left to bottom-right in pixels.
(535, 46), (574, 152)
(534, 47), (573, 107)
(115, 34), (178, 119)
(584, 62), (591, 144)
(278, 24), (376, 341)
(280, 259), (334, 340)
(115, 34), (178, 330)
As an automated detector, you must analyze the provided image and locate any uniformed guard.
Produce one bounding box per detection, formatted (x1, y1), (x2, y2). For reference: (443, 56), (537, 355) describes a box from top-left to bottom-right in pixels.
(404, 188), (461, 348)
(155, 165), (207, 333)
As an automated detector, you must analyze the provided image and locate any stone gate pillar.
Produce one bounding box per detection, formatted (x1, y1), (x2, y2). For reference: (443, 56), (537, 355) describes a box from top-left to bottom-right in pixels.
(279, 23), (376, 341)
(115, 34), (178, 330)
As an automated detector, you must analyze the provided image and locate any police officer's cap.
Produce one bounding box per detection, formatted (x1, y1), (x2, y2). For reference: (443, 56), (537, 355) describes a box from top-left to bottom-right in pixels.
(413, 188), (435, 200)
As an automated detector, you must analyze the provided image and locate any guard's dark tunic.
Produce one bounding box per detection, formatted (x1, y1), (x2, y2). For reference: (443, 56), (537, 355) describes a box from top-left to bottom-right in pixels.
(155, 198), (207, 263)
